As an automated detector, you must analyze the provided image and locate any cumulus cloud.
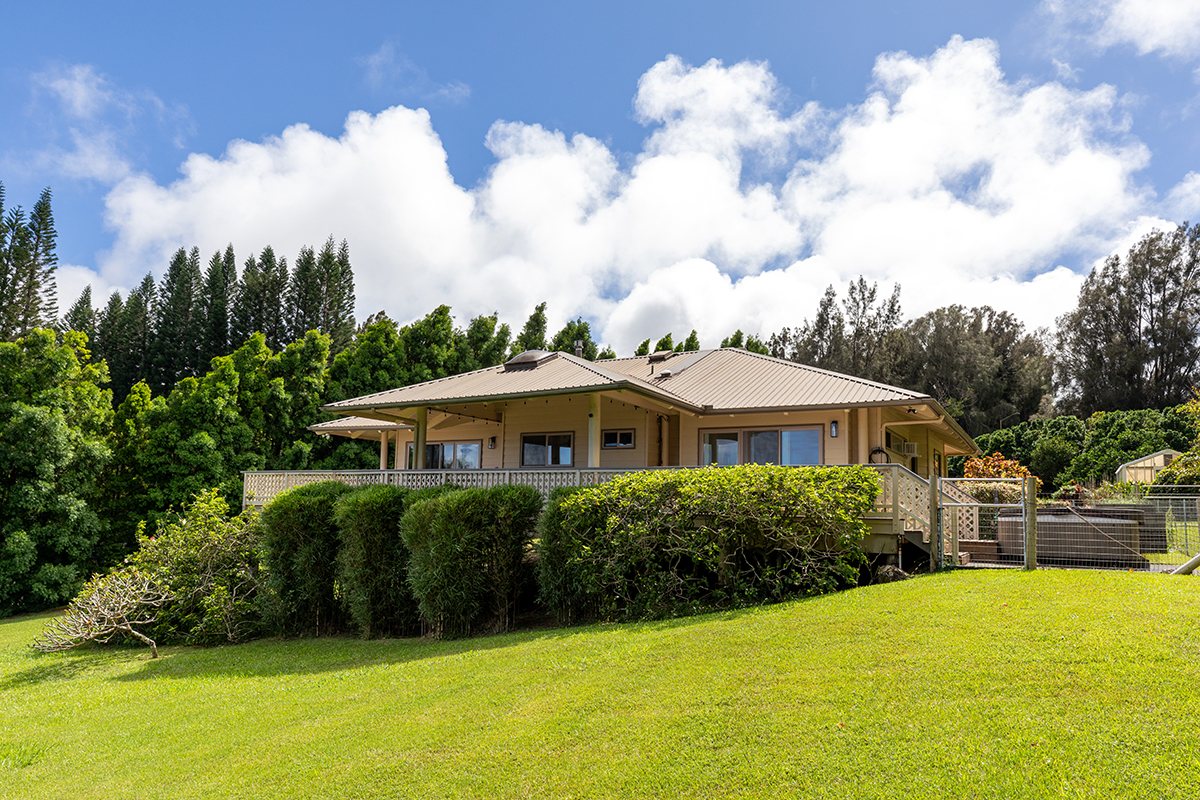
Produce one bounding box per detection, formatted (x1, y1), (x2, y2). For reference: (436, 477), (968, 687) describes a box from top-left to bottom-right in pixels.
(85, 37), (1160, 354)
(1043, 0), (1200, 60)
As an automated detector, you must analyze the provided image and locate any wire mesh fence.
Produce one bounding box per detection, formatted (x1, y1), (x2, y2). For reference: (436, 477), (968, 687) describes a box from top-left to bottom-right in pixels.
(940, 478), (1026, 567)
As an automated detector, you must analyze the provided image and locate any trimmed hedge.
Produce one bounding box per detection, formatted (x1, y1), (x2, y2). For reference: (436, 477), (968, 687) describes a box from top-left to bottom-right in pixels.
(334, 485), (416, 639)
(334, 483), (463, 638)
(536, 464), (880, 622)
(259, 480), (355, 636)
(400, 484), (543, 638)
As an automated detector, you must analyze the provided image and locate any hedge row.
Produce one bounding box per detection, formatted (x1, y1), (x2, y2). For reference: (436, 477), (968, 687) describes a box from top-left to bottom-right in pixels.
(260, 481), (542, 638)
(536, 465), (880, 622)
(257, 465), (880, 638)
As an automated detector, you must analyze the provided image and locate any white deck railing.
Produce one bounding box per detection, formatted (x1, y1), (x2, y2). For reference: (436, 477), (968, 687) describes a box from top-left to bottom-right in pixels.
(243, 464), (935, 537)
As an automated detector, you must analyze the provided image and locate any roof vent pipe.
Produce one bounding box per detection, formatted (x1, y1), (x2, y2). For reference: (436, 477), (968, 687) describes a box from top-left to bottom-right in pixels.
(574, 340), (583, 358)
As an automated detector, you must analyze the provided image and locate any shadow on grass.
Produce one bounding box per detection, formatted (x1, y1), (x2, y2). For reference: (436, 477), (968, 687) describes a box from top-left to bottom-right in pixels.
(4, 593), (834, 687)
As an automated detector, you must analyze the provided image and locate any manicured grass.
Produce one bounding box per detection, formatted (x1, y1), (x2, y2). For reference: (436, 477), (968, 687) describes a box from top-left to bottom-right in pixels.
(2, 570), (1199, 799)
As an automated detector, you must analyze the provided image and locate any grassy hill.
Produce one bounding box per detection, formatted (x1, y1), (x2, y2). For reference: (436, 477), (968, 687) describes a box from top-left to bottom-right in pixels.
(2, 569), (1199, 799)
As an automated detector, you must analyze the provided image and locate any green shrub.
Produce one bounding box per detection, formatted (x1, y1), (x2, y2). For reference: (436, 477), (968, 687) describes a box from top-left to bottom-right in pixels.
(401, 484), (543, 638)
(535, 465), (879, 623)
(131, 489), (265, 644)
(334, 485), (420, 639)
(259, 480), (354, 636)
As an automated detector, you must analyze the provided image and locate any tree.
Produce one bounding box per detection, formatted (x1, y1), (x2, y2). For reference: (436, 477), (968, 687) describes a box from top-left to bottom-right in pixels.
(258, 246), (290, 351)
(230, 252), (264, 346)
(770, 285), (846, 370)
(1056, 224), (1200, 415)
(0, 329), (112, 615)
(451, 312), (511, 373)
(682, 330), (701, 352)
(0, 185), (58, 340)
(325, 238), (356, 358)
(61, 285), (96, 343)
(653, 333), (674, 352)
(287, 245), (322, 342)
(149, 247), (204, 393)
(198, 245), (238, 365)
(550, 318), (598, 360)
(720, 330), (768, 354)
(110, 275), (156, 405)
(597, 345), (616, 360)
(634, 338), (651, 356)
(510, 302), (547, 356)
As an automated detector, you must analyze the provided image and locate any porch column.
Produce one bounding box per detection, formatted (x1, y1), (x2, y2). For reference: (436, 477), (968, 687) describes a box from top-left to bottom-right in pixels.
(414, 407), (428, 469)
(588, 393), (601, 468)
(393, 432), (403, 470)
(857, 408), (869, 464)
(378, 430), (389, 470)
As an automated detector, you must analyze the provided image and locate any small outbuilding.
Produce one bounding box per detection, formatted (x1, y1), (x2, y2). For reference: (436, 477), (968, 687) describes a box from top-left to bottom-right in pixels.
(1114, 449), (1182, 484)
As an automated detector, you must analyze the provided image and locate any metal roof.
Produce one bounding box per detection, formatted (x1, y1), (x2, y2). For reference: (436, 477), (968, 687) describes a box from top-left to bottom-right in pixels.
(308, 416), (412, 438)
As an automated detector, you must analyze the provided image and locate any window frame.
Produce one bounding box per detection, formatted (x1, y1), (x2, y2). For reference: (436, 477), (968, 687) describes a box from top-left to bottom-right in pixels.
(406, 439), (484, 470)
(520, 431), (576, 468)
(601, 428), (636, 449)
(698, 424), (825, 466)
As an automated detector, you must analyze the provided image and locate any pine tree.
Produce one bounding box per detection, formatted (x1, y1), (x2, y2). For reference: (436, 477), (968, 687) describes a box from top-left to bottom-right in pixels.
(62, 285), (96, 343)
(93, 291), (125, 376)
(653, 333), (674, 352)
(149, 247), (203, 393)
(230, 253), (263, 347)
(634, 339), (651, 356)
(510, 302), (548, 357)
(198, 244), (238, 365)
(682, 330), (700, 351)
(258, 246), (290, 351)
(287, 245), (322, 341)
(0, 185), (58, 340)
(327, 238), (356, 357)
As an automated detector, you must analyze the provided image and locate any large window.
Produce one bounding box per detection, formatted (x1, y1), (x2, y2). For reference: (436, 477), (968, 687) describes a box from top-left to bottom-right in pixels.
(521, 433), (574, 467)
(407, 441), (482, 469)
(701, 427), (822, 466)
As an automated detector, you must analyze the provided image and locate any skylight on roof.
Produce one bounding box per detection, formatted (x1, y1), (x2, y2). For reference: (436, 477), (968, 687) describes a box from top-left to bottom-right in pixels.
(503, 349), (557, 371)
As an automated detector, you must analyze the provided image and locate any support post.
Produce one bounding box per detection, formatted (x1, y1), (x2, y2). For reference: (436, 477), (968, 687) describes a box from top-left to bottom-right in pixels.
(393, 431), (403, 470)
(857, 407), (869, 465)
(379, 430), (389, 470)
(928, 474), (942, 571)
(1024, 475), (1038, 570)
(414, 407), (428, 469)
(588, 392), (601, 468)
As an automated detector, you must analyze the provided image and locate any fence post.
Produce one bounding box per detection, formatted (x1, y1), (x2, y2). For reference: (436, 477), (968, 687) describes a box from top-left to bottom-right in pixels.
(928, 474), (942, 571)
(1024, 476), (1038, 570)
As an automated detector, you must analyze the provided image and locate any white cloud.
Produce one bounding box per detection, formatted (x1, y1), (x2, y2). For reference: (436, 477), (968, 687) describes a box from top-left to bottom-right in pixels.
(1043, 0), (1200, 60)
(87, 38), (1159, 355)
(358, 43), (470, 104)
(26, 63), (192, 184)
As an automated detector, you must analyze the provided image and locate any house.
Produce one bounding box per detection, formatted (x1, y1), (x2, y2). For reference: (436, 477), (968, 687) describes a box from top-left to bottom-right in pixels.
(1114, 449), (1182, 484)
(311, 347), (976, 475)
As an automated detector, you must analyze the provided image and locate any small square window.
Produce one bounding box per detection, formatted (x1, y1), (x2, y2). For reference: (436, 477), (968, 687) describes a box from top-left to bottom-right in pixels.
(602, 429), (635, 448)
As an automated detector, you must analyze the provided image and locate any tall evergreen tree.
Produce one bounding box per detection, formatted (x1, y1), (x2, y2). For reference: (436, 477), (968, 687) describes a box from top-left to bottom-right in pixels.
(230, 252), (263, 347)
(287, 245), (322, 342)
(198, 244), (238, 365)
(149, 247), (204, 394)
(93, 291), (125, 379)
(682, 330), (701, 351)
(653, 333), (674, 352)
(258, 246), (290, 351)
(61, 285), (96, 344)
(327, 238), (356, 357)
(0, 185), (58, 340)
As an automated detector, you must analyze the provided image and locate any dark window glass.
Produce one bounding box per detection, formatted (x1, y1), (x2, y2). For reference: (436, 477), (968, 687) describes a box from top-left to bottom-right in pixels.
(702, 432), (739, 466)
(522, 434), (572, 466)
(747, 430), (779, 464)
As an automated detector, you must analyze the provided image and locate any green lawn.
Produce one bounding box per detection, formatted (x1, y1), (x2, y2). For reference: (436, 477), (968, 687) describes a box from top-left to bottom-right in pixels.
(3, 570), (1199, 799)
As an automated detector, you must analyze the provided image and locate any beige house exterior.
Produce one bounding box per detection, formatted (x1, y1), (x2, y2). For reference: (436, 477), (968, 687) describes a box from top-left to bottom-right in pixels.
(313, 347), (977, 476)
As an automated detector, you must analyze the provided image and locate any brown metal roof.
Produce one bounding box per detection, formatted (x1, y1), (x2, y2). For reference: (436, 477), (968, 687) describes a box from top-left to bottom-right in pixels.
(308, 416), (412, 440)
(324, 351), (697, 413)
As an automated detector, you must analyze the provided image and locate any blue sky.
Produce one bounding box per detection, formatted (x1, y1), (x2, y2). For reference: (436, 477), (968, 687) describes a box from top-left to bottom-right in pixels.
(3, 1), (1200, 352)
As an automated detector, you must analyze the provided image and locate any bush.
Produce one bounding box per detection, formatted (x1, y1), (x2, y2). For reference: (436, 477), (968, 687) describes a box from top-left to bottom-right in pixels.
(535, 465), (879, 623)
(334, 485), (420, 639)
(130, 489), (265, 644)
(401, 484), (543, 638)
(259, 480), (354, 636)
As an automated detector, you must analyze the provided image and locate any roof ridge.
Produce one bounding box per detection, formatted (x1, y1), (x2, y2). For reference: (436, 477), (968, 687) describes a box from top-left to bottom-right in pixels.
(557, 352), (695, 404)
